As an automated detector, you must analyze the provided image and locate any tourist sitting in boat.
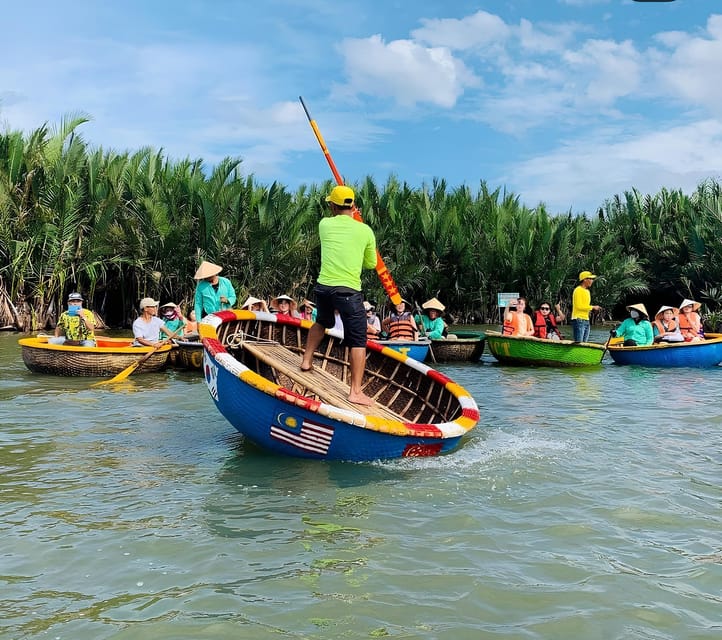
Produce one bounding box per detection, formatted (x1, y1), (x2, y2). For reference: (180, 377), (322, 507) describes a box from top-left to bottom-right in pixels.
(533, 301), (565, 340)
(365, 301), (381, 338)
(382, 299), (419, 341)
(299, 299), (317, 322)
(49, 291), (96, 347)
(159, 302), (186, 340)
(678, 299), (704, 342)
(271, 294), (301, 319)
(193, 260), (237, 320)
(609, 303), (654, 346)
(652, 306), (684, 343)
(133, 298), (177, 347)
(415, 297), (447, 340)
(184, 310), (198, 336)
(503, 297), (534, 337)
(240, 295), (269, 313)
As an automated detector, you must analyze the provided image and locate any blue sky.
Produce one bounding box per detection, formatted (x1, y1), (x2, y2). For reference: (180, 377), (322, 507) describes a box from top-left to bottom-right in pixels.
(2, 0), (720, 214)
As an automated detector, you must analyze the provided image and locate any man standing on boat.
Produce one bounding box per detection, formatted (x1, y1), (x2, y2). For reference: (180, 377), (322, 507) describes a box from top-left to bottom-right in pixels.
(300, 185), (377, 406)
(571, 270), (602, 343)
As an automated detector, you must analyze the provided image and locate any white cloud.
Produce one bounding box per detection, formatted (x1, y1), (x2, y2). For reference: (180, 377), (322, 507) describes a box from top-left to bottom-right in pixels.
(505, 119), (722, 212)
(336, 34), (480, 108)
(654, 14), (722, 114)
(411, 10), (510, 50)
(563, 38), (642, 104)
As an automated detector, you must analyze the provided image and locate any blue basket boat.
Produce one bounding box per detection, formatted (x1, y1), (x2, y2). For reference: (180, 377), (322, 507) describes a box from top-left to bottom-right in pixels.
(199, 310), (479, 461)
(608, 333), (722, 367)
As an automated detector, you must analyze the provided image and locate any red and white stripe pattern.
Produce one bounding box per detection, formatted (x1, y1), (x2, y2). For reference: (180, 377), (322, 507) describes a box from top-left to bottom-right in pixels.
(270, 417), (334, 455)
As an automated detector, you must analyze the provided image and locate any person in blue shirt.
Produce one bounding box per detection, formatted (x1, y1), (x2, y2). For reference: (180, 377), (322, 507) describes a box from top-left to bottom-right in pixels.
(193, 260), (237, 320)
(610, 303), (654, 346)
(414, 297), (447, 340)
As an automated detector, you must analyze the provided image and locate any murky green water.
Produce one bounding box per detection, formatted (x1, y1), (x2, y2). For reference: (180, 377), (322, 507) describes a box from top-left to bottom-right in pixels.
(1, 330), (720, 639)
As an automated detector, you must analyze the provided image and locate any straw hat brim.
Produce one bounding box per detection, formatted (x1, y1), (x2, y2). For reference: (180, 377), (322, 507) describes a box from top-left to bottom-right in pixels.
(194, 260), (222, 279)
(626, 303), (649, 318)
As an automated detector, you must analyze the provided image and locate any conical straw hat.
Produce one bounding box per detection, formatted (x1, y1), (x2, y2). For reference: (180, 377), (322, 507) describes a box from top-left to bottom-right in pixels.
(194, 260), (222, 280)
(422, 297), (445, 313)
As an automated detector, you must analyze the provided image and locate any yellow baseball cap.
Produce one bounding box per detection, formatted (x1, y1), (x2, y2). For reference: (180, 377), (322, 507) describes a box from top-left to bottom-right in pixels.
(326, 185), (355, 206)
(579, 270), (597, 281)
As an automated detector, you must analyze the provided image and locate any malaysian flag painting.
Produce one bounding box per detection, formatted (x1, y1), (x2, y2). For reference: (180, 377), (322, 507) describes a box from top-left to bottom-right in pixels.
(270, 412), (334, 455)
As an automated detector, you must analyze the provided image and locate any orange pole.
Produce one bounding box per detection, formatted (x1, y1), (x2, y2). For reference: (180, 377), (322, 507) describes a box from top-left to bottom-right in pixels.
(299, 96), (401, 305)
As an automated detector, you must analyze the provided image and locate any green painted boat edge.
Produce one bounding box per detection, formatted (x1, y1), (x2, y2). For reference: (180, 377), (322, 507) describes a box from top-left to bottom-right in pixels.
(485, 330), (605, 367)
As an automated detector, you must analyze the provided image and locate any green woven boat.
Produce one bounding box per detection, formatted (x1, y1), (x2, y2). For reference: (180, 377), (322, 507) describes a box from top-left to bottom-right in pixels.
(485, 330), (606, 367)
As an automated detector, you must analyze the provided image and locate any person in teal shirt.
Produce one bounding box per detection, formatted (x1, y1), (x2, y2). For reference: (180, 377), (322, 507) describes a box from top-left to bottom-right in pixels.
(415, 297), (447, 340)
(193, 260), (237, 320)
(610, 303), (654, 346)
(301, 185), (377, 406)
(159, 302), (186, 339)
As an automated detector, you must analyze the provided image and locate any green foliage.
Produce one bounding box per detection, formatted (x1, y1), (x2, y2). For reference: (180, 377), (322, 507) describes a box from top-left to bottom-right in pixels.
(1, 115), (721, 329)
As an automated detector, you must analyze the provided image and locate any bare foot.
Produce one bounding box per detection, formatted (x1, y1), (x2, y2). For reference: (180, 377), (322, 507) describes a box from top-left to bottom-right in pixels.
(300, 362), (314, 372)
(348, 392), (374, 406)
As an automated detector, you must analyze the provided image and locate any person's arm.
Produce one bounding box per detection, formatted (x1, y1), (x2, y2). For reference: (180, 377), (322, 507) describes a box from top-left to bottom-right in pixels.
(55, 313), (64, 337)
(80, 309), (95, 332)
(194, 284), (203, 320)
(644, 322), (654, 345)
(427, 318), (445, 340)
(362, 227), (377, 270)
(504, 299), (517, 322)
(554, 303), (566, 322)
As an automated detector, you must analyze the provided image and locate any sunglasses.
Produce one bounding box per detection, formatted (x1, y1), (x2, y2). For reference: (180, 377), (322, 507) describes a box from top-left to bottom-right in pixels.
(540, 306), (550, 310)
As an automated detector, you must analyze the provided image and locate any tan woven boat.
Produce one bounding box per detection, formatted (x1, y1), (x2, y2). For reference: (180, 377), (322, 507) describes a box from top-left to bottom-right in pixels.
(429, 331), (485, 362)
(19, 336), (172, 376)
(169, 338), (203, 370)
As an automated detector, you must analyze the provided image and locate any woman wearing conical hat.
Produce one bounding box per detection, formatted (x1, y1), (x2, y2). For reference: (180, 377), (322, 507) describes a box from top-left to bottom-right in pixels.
(240, 295), (269, 313)
(609, 303), (654, 347)
(414, 297), (447, 340)
(193, 260), (237, 321)
(678, 298), (704, 342)
(652, 306), (683, 343)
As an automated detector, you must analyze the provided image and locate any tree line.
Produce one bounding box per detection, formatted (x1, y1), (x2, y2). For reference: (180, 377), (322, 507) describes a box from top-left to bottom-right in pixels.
(2, 115), (722, 332)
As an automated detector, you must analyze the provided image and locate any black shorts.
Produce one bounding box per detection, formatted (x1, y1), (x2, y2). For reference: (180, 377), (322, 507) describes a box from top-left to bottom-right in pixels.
(313, 284), (367, 348)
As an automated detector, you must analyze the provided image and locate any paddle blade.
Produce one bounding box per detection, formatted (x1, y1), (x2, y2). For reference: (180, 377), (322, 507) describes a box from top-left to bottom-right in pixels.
(92, 361), (140, 386)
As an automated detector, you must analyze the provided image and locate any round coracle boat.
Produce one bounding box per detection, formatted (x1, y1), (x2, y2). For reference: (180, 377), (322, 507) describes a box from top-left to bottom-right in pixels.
(199, 310), (480, 461)
(19, 336), (172, 376)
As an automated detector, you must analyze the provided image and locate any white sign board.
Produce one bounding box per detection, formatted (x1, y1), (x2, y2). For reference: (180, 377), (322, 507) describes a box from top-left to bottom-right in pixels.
(497, 292), (519, 308)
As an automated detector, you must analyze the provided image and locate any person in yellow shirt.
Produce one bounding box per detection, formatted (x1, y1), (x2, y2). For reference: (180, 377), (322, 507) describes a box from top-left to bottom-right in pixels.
(571, 270), (602, 342)
(300, 185), (377, 405)
(50, 292), (96, 346)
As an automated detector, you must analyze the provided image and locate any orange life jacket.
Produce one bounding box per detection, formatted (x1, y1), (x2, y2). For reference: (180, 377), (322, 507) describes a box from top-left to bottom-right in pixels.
(678, 312), (703, 340)
(388, 313), (416, 340)
(503, 312), (532, 336)
(533, 310), (559, 339)
(652, 317), (678, 335)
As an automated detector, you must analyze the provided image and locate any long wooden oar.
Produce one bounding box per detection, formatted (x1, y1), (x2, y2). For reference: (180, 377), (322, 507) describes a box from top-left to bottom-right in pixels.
(299, 96), (402, 305)
(93, 325), (183, 386)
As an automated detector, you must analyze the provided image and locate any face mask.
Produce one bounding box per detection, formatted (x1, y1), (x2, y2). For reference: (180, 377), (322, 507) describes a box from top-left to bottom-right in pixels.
(68, 304), (81, 316)
(161, 310), (176, 319)
(630, 310), (640, 319)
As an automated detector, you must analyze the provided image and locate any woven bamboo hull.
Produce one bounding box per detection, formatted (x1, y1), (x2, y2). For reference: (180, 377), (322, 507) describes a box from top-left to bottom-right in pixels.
(169, 339), (204, 370)
(199, 310), (480, 461)
(19, 336), (172, 376)
(429, 331), (485, 362)
(485, 330), (605, 367)
(608, 333), (722, 367)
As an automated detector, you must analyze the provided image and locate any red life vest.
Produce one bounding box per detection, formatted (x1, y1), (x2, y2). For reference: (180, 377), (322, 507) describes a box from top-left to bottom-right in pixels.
(533, 310), (559, 339)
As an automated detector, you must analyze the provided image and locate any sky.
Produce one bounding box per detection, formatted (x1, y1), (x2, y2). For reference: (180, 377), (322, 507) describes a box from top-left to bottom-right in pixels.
(2, 0), (721, 214)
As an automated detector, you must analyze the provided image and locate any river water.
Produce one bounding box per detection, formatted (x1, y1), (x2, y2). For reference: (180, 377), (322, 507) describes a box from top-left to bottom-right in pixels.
(1, 329), (720, 639)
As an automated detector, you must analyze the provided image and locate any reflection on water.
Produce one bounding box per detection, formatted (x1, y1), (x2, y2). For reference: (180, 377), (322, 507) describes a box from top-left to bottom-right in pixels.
(1, 331), (721, 639)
